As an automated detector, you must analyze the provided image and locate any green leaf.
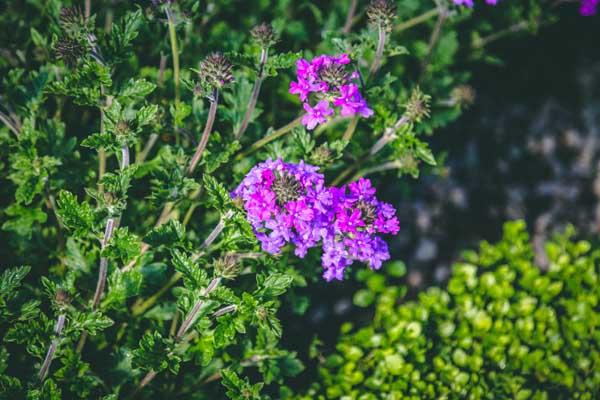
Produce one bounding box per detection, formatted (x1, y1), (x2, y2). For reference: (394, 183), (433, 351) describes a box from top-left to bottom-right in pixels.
(2, 204), (47, 237)
(119, 78), (157, 100)
(171, 250), (209, 290)
(132, 331), (180, 374)
(257, 273), (293, 297)
(81, 132), (120, 152)
(221, 369), (263, 400)
(136, 104), (159, 127)
(203, 174), (232, 212)
(0, 266), (30, 302)
(55, 191), (94, 238)
(102, 227), (141, 264)
(144, 220), (186, 247)
(68, 311), (114, 336)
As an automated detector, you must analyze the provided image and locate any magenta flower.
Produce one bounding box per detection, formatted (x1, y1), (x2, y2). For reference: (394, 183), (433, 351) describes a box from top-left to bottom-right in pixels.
(320, 178), (399, 281)
(580, 0), (599, 15)
(232, 159), (330, 256)
(333, 84), (374, 118)
(234, 163), (399, 282)
(453, 0), (498, 6)
(289, 54), (373, 130)
(302, 100), (334, 130)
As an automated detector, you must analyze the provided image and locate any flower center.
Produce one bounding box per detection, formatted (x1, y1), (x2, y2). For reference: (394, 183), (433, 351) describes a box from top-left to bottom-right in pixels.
(319, 64), (349, 88)
(272, 172), (302, 205)
(356, 200), (376, 226)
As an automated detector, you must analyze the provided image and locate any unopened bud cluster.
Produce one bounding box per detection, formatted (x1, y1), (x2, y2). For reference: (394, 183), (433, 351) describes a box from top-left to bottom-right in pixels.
(250, 23), (278, 49)
(366, 0), (397, 32)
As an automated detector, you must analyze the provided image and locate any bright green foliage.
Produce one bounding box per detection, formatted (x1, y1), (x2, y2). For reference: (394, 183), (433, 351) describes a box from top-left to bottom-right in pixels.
(303, 221), (600, 399)
(0, 0), (563, 399)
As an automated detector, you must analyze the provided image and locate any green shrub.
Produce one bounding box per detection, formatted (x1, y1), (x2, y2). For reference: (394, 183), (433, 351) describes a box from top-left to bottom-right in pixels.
(304, 221), (600, 399)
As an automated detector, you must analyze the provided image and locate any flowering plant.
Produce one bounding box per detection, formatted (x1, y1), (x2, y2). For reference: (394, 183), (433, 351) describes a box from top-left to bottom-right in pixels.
(0, 0), (585, 399)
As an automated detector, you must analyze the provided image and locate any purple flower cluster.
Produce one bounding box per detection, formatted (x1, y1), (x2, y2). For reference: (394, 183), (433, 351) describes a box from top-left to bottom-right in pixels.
(233, 160), (399, 281)
(289, 54), (373, 130)
(321, 178), (399, 281)
(580, 0), (599, 15)
(453, 0), (498, 6)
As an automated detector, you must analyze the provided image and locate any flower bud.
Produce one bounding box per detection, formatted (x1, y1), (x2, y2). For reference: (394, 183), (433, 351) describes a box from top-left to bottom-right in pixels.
(404, 87), (431, 123)
(250, 23), (278, 49)
(54, 36), (87, 67)
(451, 85), (476, 109)
(366, 0), (397, 32)
(198, 53), (235, 89)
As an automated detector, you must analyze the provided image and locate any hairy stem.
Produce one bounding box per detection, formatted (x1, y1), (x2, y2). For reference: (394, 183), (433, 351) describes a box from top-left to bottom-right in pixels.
(369, 26), (387, 79)
(176, 278), (221, 339)
(420, 5), (448, 81)
(166, 7), (181, 145)
(342, 116), (360, 142)
(38, 314), (66, 381)
(236, 116), (303, 160)
(78, 145), (129, 352)
(236, 48), (269, 140)
(351, 159), (409, 180)
(334, 115), (409, 185)
(473, 21), (529, 49)
(137, 133), (159, 163)
(395, 8), (440, 33)
(131, 210), (233, 316)
(0, 110), (19, 136)
(188, 89), (219, 175)
(342, 0), (358, 34)
(137, 277), (221, 391)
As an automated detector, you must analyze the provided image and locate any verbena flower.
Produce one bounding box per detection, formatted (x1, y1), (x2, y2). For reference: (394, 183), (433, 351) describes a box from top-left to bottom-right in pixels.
(289, 54), (373, 130)
(453, 0), (499, 7)
(321, 178), (399, 281)
(232, 159), (331, 257)
(580, 0), (599, 15)
(234, 162), (399, 282)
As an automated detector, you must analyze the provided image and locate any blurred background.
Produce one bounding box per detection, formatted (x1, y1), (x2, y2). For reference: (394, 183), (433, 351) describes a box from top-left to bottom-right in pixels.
(282, 9), (600, 388)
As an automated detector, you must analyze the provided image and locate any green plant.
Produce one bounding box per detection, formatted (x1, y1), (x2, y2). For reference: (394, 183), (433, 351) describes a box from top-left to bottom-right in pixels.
(0, 0), (566, 398)
(303, 221), (600, 399)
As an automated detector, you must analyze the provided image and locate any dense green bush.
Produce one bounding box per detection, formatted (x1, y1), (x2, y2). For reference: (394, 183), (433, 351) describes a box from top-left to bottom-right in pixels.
(303, 221), (600, 399)
(0, 0), (577, 398)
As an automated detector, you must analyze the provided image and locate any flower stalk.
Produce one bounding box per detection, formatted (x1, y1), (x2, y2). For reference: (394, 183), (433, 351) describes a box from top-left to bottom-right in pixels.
(38, 314), (66, 381)
(235, 48), (268, 139)
(188, 89), (219, 174)
(236, 116), (303, 159)
(166, 6), (181, 144)
(77, 144), (130, 352)
(136, 276), (222, 391)
(130, 210), (234, 317)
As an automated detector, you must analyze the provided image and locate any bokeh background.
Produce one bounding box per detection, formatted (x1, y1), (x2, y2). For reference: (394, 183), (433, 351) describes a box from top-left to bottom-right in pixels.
(281, 9), (600, 388)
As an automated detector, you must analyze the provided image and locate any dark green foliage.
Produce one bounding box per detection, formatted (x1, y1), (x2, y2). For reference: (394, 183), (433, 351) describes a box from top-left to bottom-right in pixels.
(304, 221), (600, 399)
(0, 0), (564, 398)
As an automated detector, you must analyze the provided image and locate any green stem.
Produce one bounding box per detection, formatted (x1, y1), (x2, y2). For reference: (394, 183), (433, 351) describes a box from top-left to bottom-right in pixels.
(236, 48), (269, 140)
(395, 8), (440, 33)
(235, 116), (303, 160)
(166, 7), (181, 145)
(188, 89), (219, 175)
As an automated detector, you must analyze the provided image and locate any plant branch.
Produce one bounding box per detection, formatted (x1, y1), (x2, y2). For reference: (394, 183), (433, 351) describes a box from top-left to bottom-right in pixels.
(342, 0), (358, 34)
(0, 109), (20, 136)
(131, 210), (234, 317)
(38, 314), (66, 381)
(395, 8), (440, 33)
(236, 48), (269, 140)
(188, 89), (219, 175)
(369, 26), (387, 79)
(236, 116), (303, 160)
(166, 6), (181, 144)
(419, 5), (448, 81)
